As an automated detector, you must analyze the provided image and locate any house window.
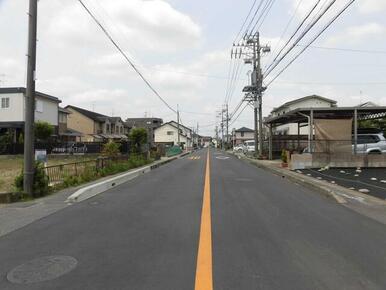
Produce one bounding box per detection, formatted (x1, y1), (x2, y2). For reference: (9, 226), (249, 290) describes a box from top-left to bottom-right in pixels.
(241, 132), (244, 137)
(35, 100), (43, 112)
(167, 131), (174, 135)
(1, 97), (10, 108)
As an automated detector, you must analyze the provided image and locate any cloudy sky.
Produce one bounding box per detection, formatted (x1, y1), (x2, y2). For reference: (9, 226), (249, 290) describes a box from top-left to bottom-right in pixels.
(0, 0), (385, 135)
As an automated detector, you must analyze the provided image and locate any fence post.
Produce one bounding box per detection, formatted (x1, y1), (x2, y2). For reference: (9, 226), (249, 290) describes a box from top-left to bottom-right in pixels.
(74, 162), (77, 175)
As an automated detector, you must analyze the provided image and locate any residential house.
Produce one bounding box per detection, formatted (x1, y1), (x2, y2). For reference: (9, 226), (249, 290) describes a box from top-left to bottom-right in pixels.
(232, 127), (254, 146)
(0, 87), (61, 142)
(125, 118), (163, 146)
(154, 121), (192, 149)
(270, 95), (337, 135)
(65, 105), (127, 142)
(58, 107), (83, 142)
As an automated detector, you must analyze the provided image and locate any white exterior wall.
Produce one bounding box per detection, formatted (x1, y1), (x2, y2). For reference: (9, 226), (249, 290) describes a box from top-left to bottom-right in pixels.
(0, 93), (24, 122)
(35, 96), (59, 126)
(273, 98), (335, 135)
(233, 131), (255, 145)
(0, 92), (58, 126)
(154, 124), (188, 145)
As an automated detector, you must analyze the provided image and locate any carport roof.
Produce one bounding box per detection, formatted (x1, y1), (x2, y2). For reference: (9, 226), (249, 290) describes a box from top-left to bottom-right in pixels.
(265, 106), (386, 126)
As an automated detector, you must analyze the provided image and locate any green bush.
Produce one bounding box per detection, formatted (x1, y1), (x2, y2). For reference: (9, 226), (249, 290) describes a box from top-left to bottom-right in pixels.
(14, 162), (50, 198)
(35, 121), (54, 141)
(102, 141), (121, 158)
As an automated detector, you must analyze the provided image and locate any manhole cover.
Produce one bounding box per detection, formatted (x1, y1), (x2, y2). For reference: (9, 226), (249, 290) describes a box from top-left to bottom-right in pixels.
(216, 156), (230, 160)
(7, 256), (78, 284)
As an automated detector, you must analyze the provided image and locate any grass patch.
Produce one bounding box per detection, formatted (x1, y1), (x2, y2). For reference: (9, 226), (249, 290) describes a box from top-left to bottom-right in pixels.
(54, 155), (152, 190)
(0, 155), (95, 193)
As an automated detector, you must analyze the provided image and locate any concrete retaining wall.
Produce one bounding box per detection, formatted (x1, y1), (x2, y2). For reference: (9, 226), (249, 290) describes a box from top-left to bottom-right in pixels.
(291, 153), (386, 169)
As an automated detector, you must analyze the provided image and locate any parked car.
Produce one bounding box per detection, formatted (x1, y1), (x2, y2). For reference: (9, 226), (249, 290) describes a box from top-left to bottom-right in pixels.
(355, 133), (386, 154)
(301, 132), (386, 154)
(233, 144), (244, 153)
(243, 140), (255, 153)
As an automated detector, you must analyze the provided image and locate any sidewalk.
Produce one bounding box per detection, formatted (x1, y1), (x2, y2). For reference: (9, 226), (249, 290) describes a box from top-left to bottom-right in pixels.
(0, 154), (186, 238)
(231, 152), (386, 226)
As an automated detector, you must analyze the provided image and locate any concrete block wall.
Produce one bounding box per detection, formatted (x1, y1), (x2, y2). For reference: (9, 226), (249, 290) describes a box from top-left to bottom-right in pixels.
(291, 153), (386, 169)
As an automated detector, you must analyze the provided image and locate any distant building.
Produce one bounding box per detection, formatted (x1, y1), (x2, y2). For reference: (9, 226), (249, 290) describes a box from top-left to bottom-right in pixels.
(66, 105), (127, 142)
(200, 136), (212, 147)
(270, 95), (337, 135)
(232, 127), (254, 145)
(0, 87), (61, 142)
(125, 118), (163, 146)
(154, 121), (192, 149)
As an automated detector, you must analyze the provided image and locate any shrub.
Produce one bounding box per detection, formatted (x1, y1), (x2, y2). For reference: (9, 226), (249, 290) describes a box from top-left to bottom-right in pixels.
(35, 121), (54, 141)
(102, 141), (121, 158)
(14, 162), (50, 198)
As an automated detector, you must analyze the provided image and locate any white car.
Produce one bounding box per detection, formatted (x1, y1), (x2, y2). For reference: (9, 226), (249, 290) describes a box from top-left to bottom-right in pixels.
(356, 133), (386, 154)
(243, 140), (255, 153)
(233, 144), (244, 153)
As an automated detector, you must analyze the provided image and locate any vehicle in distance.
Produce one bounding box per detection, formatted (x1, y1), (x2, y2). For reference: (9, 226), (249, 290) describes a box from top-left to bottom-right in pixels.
(233, 144), (244, 153)
(243, 140), (255, 153)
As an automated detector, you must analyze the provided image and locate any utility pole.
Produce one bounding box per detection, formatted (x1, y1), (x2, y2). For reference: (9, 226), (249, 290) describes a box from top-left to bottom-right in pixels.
(226, 104), (229, 149)
(215, 125), (219, 148)
(233, 32), (270, 158)
(197, 122), (199, 147)
(177, 104), (180, 147)
(221, 109), (224, 150)
(24, 0), (38, 196)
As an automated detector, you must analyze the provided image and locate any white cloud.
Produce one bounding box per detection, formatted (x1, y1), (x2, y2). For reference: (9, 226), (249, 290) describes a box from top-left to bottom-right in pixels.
(326, 23), (386, 45)
(357, 0), (386, 14)
(40, 0), (201, 53)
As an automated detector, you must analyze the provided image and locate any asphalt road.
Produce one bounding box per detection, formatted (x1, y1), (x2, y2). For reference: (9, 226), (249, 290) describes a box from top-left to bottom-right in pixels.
(1, 148), (386, 289)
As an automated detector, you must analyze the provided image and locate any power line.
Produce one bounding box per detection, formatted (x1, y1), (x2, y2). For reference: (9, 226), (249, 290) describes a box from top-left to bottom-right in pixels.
(230, 103), (249, 127)
(242, 0), (266, 39)
(77, 0), (176, 114)
(255, 0), (277, 31)
(265, 0), (337, 78)
(266, 0), (356, 87)
(300, 45), (386, 54)
(264, 0), (321, 73)
(234, 0), (258, 43)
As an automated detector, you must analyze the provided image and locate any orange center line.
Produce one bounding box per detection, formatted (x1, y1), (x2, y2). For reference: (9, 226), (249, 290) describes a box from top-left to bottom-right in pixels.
(194, 149), (213, 290)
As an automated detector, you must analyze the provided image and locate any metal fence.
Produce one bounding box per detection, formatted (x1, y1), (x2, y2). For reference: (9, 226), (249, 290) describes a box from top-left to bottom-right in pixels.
(262, 139), (385, 155)
(44, 155), (137, 184)
(0, 141), (131, 155)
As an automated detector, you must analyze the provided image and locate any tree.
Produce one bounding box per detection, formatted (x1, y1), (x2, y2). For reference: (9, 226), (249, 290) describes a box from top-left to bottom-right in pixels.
(359, 118), (386, 134)
(129, 128), (148, 153)
(34, 121), (54, 141)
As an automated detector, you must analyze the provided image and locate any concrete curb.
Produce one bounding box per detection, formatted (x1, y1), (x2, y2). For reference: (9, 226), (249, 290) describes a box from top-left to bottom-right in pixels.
(66, 156), (179, 203)
(232, 152), (386, 206)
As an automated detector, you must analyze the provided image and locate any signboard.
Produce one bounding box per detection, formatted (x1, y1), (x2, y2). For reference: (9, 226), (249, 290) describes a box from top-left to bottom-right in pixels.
(35, 149), (47, 165)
